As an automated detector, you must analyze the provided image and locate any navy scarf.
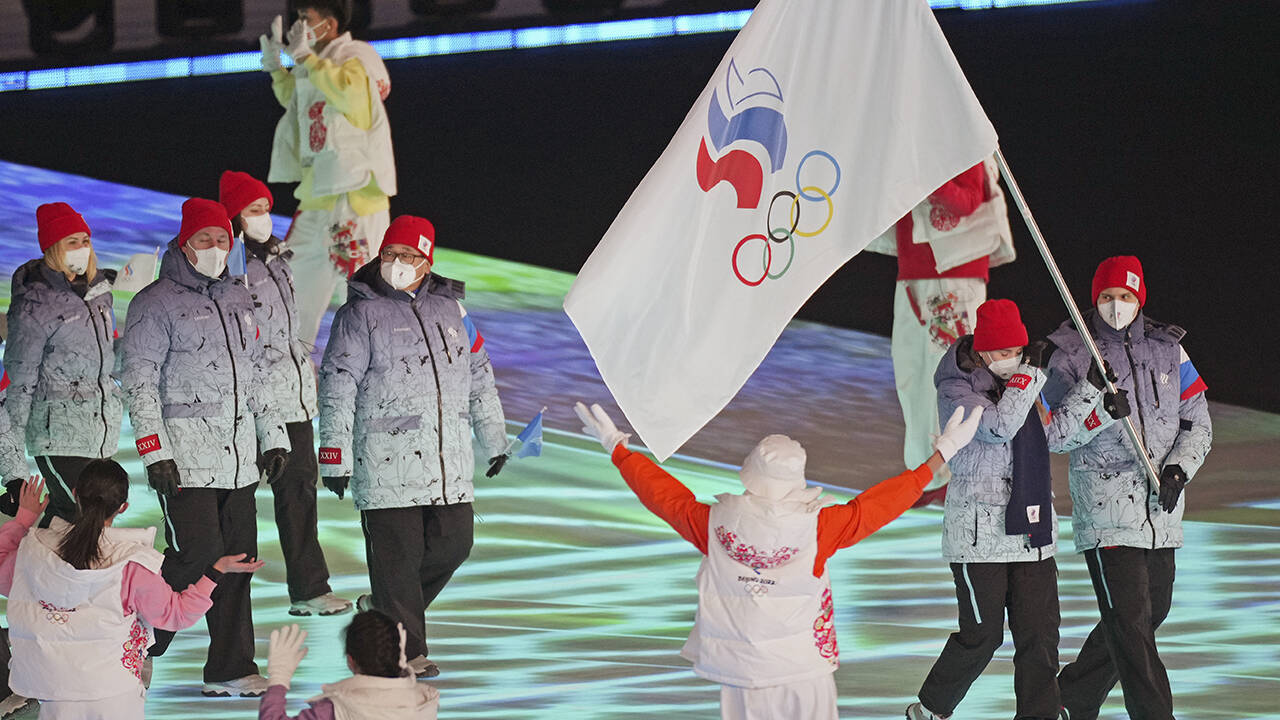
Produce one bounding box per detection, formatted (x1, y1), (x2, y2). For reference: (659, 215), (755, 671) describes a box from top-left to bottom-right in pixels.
(1006, 405), (1053, 548)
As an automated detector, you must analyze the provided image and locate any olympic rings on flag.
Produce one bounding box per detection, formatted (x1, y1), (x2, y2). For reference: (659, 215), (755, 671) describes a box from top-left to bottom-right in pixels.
(795, 150), (840, 201)
(767, 190), (800, 243)
(789, 185), (833, 237)
(766, 228), (796, 279)
(732, 234), (771, 287)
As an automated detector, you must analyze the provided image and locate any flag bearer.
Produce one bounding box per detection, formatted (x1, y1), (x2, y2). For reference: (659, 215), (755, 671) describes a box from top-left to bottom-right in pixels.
(1046, 256), (1212, 720)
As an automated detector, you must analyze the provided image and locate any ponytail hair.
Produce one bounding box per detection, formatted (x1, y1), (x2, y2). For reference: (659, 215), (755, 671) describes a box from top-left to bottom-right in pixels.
(344, 610), (407, 678)
(57, 459), (130, 571)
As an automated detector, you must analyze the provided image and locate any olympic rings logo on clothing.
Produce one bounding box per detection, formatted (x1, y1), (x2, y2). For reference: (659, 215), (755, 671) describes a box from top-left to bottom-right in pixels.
(39, 599), (77, 625)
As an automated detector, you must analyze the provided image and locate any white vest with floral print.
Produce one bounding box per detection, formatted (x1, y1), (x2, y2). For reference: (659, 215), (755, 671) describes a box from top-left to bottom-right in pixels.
(7, 521), (162, 701)
(682, 494), (837, 688)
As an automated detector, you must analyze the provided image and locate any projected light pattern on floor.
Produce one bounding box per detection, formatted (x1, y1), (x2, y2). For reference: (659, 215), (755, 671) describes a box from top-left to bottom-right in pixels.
(0, 160), (1276, 718)
(0, 1), (1121, 93)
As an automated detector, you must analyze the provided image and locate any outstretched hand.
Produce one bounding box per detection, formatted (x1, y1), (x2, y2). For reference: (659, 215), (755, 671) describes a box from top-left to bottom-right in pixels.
(213, 553), (266, 574)
(267, 623), (309, 689)
(573, 402), (630, 453)
(18, 476), (49, 517)
(933, 406), (985, 462)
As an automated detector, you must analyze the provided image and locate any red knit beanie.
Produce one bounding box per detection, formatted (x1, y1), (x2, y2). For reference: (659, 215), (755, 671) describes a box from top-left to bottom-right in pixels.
(380, 215), (435, 264)
(178, 198), (234, 248)
(36, 202), (91, 252)
(218, 170), (273, 219)
(1091, 255), (1145, 306)
(973, 299), (1028, 352)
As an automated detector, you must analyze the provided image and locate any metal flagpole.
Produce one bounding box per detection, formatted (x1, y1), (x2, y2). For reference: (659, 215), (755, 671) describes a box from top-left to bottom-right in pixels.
(993, 148), (1162, 488)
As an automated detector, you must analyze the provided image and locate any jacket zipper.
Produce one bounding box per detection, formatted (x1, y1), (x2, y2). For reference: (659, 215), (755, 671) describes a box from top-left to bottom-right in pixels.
(1123, 331), (1155, 549)
(1149, 369), (1161, 409)
(435, 324), (454, 364)
(270, 259), (309, 416)
(411, 304), (449, 502)
(211, 294), (243, 489)
(86, 300), (111, 458)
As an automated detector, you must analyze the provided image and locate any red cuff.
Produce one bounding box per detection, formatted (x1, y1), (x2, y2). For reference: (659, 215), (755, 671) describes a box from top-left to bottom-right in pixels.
(611, 444), (631, 466)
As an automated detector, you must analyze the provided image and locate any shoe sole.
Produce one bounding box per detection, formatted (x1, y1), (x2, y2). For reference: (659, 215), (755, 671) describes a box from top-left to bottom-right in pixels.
(417, 666), (440, 679)
(0, 697), (39, 718)
(288, 605), (353, 616)
(201, 690), (266, 697)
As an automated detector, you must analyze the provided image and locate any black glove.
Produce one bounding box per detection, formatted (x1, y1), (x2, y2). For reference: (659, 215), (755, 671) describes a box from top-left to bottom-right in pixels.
(1086, 358), (1119, 391)
(147, 459), (181, 497)
(322, 476), (349, 500)
(1022, 340), (1055, 369)
(485, 454), (508, 478)
(259, 447), (289, 484)
(0, 479), (22, 517)
(1158, 464), (1187, 513)
(1102, 388), (1131, 420)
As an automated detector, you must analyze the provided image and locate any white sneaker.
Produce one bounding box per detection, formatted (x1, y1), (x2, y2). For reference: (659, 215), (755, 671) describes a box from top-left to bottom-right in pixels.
(201, 673), (270, 697)
(905, 702), (948, 720)
(289, 592), (353, 616)
(356, 593), (375, 612)
(0, 693), (37, 718)
(407, 654), (440, 678)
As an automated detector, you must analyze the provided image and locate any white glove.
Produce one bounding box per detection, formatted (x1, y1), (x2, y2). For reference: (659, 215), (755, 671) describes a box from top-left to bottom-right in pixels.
(259, 34), (282, 73)
(284, 18), (314, 63)
(573, 402), (630, 453)
(269, 14), (284, 45)
(266, 624), (309, 689)
(933, 406), (985, 462)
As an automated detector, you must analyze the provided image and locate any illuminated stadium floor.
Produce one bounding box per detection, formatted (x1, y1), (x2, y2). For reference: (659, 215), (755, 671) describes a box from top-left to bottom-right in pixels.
(0, 161), (1277, 718)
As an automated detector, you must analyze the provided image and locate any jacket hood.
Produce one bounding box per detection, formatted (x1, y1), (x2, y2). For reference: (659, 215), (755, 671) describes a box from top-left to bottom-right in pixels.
(311, 673), (440, 719)
(26, 520), (158, 609)
(11, 258), (114, 302)
(348, 260), (466, 303)
(934, 335), (1001, 398)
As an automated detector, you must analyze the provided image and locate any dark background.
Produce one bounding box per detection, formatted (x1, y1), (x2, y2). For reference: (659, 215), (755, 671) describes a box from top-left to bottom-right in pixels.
(2, 0), (1276, 411)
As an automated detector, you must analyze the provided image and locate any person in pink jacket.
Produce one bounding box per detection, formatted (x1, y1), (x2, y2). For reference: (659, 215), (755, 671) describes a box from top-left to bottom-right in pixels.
(0, 460), (264, 718)
(259, 610), (439, 720)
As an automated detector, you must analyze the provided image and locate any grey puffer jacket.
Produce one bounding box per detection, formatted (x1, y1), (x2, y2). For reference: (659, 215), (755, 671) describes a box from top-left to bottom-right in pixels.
(4, 260), (123, 459)
(244, 238), (318, 424)
(1044, 311), (1212, 551)
(318, 261), (507, 511)
(120, 241), (290, 489)
(0, 361), (30, 481)
(935, 336), (1108, 563)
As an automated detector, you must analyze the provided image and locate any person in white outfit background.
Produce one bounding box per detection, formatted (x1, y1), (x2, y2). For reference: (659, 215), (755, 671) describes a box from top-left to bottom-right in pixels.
(573, 401), (984, 720)
(0, 462), (263, 719)
(260, 0), (397, 346)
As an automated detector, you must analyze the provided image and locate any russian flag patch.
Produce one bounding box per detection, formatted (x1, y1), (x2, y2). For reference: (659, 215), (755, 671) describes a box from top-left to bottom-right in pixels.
(1178, 346), (1207, 401)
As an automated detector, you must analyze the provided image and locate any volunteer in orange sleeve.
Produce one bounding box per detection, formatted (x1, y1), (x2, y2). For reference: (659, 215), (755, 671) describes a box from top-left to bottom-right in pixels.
(573, 401), (983, 720)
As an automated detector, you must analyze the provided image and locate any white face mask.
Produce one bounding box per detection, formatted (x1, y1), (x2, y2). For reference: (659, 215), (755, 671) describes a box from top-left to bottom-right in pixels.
(984, 354), (1022, 380)
(64, 247), (91, 275)
(241, 214), (274, 242)
(190, 246), (229, 278)
(307, 21), (327, 47)
(1098, 299), (1139, 331)
(380, 258), (421, 291)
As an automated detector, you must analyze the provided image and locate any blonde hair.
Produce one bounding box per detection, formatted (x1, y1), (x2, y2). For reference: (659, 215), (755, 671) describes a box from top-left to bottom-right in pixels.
(44, 237), (98, 280)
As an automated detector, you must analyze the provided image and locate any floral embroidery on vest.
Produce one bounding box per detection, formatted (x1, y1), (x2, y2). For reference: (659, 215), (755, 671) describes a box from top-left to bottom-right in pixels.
(38, 600), (76, 625)
(929, 201), (961, 231)
(714, 526), (799, 571)
(121, 619), (148, 680)
(813, 588), (838, 664)
(308, 101), (328, 152)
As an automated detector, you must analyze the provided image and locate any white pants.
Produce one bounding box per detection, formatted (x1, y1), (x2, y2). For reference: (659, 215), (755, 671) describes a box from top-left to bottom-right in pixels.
(285, 197), (389, 346)
(38, 687), (145, 719)
(891, 277), (985, 489)
(719, 673), (838, 720)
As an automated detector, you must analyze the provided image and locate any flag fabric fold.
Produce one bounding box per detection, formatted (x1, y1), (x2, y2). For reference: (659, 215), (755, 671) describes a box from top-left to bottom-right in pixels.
(506, 409), (545, 460)
(564, 0), (998, 460)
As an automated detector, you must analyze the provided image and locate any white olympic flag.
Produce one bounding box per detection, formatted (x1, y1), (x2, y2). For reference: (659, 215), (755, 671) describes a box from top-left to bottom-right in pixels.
(564, 0), (998, 460)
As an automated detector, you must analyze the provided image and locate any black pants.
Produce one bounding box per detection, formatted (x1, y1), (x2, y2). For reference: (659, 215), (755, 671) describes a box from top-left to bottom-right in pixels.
(361, 503), (474, 659)
(34, 455), (94, 527)
(1059, 547), (1176, 720)
(148, 483), (260, 683)
(918, 557), (1061, 719)
(266, 421), (332, 603)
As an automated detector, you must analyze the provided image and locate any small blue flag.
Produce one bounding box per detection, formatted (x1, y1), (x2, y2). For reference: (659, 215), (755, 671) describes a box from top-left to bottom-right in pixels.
(227, 239), (248, 278)
(513, 409), (544, 459)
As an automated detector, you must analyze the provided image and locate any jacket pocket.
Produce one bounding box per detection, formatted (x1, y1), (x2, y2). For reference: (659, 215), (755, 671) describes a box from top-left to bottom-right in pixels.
(365, 414), (423, 433)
